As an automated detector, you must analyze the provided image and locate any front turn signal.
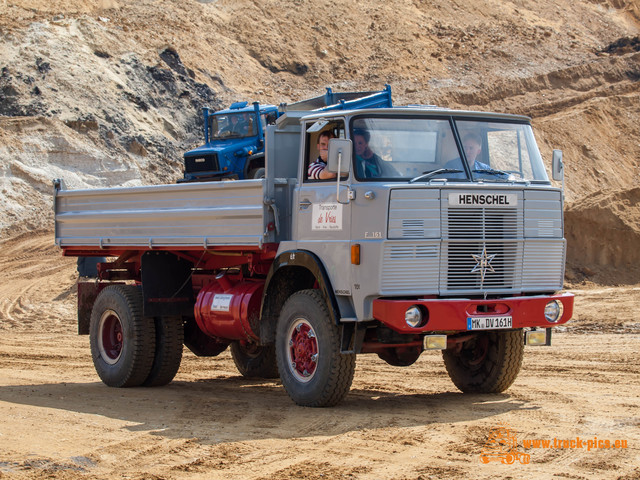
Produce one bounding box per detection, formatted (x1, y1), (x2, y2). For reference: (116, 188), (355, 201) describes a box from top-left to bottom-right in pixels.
(351, 244), (360, 265)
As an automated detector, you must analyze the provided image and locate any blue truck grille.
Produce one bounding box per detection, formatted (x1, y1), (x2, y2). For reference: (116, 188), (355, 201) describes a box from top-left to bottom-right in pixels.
(184, 153), (219, 173)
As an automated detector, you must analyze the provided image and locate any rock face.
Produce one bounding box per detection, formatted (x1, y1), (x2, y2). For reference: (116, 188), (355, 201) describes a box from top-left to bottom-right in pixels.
(0, 0), (639, 283)
(0, 12), (220, 234)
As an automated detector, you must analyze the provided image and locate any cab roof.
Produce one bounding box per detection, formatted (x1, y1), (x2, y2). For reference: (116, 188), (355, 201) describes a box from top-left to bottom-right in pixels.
(214, 103), (278, 115)
(298, 106), (532, 123)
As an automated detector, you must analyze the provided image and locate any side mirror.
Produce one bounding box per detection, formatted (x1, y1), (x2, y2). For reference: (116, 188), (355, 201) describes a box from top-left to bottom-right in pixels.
(327, 138), (352, 174)
(552, 149), (564, 181)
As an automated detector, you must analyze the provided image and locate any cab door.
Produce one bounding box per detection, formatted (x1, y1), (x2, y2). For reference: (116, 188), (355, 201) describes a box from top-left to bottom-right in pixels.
(294, 122), (353, 296)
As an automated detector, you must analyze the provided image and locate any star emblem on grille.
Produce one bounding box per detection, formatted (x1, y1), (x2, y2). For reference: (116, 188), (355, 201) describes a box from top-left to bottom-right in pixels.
(471, 246), (496, 283)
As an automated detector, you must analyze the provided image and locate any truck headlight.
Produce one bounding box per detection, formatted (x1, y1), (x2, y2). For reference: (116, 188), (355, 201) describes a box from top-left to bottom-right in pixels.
(405, 306), (424, 328)
(544, 300), (563, 323)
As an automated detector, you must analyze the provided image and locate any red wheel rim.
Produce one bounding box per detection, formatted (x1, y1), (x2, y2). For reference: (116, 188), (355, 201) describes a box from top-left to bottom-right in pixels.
(98, 310), (123, 365)
(286, 319), (318, 383)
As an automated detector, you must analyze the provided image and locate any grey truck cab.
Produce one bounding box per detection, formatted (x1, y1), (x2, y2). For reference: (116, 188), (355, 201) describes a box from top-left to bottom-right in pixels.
(271, 107), (566, 315)
(260, 106), (572, 401)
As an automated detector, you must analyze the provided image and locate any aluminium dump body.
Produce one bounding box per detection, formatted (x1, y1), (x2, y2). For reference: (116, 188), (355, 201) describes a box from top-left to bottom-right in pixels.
(54, 179), (279, 250)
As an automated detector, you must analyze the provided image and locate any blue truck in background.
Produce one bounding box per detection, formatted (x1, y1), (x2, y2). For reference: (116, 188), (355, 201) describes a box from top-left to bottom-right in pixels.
(180, 85), (393, 182)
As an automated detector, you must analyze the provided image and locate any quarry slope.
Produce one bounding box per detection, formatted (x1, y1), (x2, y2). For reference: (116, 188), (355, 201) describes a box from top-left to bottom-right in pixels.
(1, 0), (639, 279)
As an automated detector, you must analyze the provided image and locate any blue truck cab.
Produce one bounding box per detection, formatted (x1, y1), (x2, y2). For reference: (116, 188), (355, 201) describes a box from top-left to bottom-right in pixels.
(181, 101), (278, 181)
(181, 85), (393, 182)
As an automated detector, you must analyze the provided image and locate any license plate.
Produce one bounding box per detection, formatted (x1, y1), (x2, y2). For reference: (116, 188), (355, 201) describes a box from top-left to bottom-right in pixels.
(467, 316), (513, 330)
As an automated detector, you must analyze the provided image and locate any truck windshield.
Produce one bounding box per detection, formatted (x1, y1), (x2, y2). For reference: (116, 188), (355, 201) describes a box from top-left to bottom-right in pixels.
(209, 112), (257, 140)
(350, 116), (549, 183)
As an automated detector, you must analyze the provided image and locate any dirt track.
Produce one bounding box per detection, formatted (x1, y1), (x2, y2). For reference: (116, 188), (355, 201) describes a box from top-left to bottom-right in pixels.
(0, 233), (638, 479)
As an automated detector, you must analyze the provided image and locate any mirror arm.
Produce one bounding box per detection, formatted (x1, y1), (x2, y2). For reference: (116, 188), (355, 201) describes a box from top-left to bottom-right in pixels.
(336, 150), (342, 203)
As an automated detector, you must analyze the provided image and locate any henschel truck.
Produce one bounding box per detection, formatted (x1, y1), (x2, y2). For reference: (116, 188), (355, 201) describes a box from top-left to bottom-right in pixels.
(54, 100), (574, 407)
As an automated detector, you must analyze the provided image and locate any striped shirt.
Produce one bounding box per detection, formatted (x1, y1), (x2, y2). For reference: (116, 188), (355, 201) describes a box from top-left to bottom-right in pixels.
(308, 157), (328, 180)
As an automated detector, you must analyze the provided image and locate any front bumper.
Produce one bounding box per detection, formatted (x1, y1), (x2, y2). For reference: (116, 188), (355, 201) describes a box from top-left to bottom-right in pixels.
(372, 292), (574, 334)
(179, 172), (239, 183)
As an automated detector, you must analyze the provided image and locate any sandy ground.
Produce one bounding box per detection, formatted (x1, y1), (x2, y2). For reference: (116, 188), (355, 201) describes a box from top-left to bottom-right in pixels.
(1, 1), (639, 477)
(0, 233), (638, 480)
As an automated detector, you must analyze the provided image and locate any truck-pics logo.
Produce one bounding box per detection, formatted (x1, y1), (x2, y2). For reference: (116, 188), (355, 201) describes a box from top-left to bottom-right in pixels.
(471, 246), (496, 282)
(481, 424), (629, 465)
(480, 424), (530, 465)
(312, 203), (343, 231)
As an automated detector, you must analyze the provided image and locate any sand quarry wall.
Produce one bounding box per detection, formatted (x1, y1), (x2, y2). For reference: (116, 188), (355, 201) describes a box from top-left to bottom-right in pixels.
(565, 187), (640, 284)
(0, 0), (639, 284)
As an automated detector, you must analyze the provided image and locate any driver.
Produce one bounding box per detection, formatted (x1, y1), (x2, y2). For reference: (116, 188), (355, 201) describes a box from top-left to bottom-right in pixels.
(307, 131), (336, 180)
(461, 133), (490, 170)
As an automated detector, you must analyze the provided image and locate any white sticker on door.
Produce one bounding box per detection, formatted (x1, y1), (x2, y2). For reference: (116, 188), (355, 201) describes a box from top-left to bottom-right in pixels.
(312, 203), (343, 230)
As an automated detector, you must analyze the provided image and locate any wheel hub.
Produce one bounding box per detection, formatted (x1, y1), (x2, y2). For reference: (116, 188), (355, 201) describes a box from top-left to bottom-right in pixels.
(463, 334), (489, 367)
(98, 309), (124, 365)
(287, 319), (318, 382)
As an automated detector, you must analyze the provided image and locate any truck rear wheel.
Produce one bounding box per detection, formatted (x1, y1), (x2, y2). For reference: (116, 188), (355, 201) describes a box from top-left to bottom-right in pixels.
(230, 341), (279, 378)
(89, 285), (156, 387)
(442, 330), (524, 393)
(275, 289), (355, 407)
(143, 316), (184, 386)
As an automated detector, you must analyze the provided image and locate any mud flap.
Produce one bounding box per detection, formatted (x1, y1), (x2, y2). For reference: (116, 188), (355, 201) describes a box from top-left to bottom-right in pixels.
(141, 252), (194, 318)
(340, 322), (367, 354)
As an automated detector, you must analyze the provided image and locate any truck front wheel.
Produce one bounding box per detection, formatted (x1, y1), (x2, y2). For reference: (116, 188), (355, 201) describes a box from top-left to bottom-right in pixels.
(249, 167), (265, 179)
(442, 330), (524, 393)
(230, 341), (279, 378)
(89, 285), (156, 387)
(276, 289), (355, 407)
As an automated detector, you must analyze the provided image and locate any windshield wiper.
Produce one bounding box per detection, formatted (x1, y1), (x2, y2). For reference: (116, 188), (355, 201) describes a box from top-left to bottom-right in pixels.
(409, 168), (462, 183)
(472, 168), (510, 177)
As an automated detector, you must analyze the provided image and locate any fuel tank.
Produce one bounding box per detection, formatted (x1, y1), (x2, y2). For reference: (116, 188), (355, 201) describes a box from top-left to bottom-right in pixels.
(194, 273), (264, 342)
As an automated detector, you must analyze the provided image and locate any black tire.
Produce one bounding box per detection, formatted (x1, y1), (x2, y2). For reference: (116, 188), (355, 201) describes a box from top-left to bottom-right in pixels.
(89, 285), (155, 387)
(442, 329), (524, 393)
(249, 167), (265, 179)
(143, 316), (184, 386)
(230, 341), (279, 378)
(275, 289), (355, 407)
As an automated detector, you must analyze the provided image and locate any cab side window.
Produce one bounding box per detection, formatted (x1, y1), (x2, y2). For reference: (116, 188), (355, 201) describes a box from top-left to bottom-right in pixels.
(304, 121), (345, 182)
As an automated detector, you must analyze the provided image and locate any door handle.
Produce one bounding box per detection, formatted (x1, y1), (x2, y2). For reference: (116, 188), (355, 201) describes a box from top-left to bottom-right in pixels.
(299, 199), (312, 209)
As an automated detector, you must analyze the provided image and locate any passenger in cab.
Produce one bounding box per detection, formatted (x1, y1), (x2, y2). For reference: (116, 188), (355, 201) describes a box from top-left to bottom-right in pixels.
(354, 129), (385, 178)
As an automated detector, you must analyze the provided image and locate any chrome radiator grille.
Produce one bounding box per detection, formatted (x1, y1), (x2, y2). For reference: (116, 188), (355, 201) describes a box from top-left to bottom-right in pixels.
(444, 208), (520, 240)
(442, 206), (523, 291)
(443, 241), (521, 290)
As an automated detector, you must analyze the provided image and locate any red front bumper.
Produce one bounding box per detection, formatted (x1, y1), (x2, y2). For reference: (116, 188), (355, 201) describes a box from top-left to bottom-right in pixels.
(372, 293), (574, 334)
